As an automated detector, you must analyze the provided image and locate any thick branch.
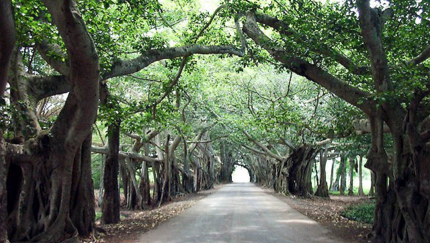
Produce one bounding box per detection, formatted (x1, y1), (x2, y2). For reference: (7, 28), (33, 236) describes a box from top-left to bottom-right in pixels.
(242, 144), (278, 164)
(104, 45), (244, 80)
(91, 145), (162, 163)
(28, 75), (70, 102)
(30, 44), (244, 102)
(123, 129), (159, 143)
(43, 0), (99, 144)
(254, 13), (369, 75)
(353, 119), (390, 134)
(409, 44), (430, 66)
(169, 136), (182, 155)
(357, 0), (390, 90)
(243, 12), (374, 115)
(315, 138), (332, 146)
(36, 41), (70, 76)
(278, 137), (296, 150)
(242, 130), (284, 161)
(0, 0), (15, 96)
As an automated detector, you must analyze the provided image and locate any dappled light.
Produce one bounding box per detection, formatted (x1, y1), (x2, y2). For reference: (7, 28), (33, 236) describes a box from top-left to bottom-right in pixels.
(1, 0), (429, 242)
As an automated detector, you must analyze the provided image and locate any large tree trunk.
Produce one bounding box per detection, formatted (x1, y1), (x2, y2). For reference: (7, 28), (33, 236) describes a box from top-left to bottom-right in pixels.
(5, 0), (99, 241)
(274, 145), (317, 197)
(339, 155), (347, 196)
(219, 142), (233, 183)
(369, 171), (375, 197)
(358, 155), (364, 196)
(329, 157), (336, 190)
(366, 111), (430, 243)
(98, 154), (105, 207)
(9, 50), (41, 140)
(0, 131), (9, 243)
(140, 160), (151, 206)
(348, 156), (355, 196)
(101, 122), (121, 224)
(70, 134), (95, 236)
(0, 2), (15, 241)
(181, 141), (194, 193)
(306, 159), (315, 194)
(125, 157), (144, 209)
(315, 146), (330, 198)
(152, 160), (161, 204)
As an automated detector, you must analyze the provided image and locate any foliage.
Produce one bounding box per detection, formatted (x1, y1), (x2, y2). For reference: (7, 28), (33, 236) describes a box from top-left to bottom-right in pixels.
(341, 202), (375, 224)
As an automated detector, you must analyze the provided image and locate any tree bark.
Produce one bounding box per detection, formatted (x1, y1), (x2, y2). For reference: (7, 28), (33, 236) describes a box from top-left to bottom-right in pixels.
(369, 171), (375, 197)
(5, 1), (99, 241)
(98, 154), (105, 207)
(274, 145), (317, 197)
(101, 121), (121, 224)
(0, 131), (9, 243)
(315, 146), (330, 198)
(219, 142), (233, 183)
(329, 157), (336, 191)
(339, 155), (347, 195)
(0, 2), (15, 241)
(70, 134), (95, 236)
(348, 156), (355, 196)
(358, 155), (364, 196)
(0, 0), (15, 96)
(141, 145), (151, 205)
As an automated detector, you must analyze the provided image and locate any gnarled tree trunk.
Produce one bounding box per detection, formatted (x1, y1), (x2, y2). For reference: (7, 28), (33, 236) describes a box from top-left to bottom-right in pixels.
(101, 122), (121, 224)
(358, 155), (364, 196)
(348, 156), (355, 196)
(315, 146), (330, 198)
(5, 1), (99, 241)
(339, 155), (347, 196)
(274, 145), (317, 197)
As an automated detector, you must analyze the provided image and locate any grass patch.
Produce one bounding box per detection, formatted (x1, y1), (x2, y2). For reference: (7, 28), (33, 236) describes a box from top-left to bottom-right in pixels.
(96, 211), (102, 221)
(341, 202), (375, 224)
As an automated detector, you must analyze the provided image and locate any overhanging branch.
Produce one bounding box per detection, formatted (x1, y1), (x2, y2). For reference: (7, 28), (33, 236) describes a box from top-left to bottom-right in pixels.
(243, 12), (374, 115)
(104, 45), (244, 80)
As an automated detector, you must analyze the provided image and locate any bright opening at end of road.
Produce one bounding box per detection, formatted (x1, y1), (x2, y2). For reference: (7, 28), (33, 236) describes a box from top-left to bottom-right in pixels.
(232, 166), (250, 183)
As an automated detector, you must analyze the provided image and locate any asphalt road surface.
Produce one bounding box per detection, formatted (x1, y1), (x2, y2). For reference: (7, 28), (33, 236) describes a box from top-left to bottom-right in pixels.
(140, 183), (345, 243)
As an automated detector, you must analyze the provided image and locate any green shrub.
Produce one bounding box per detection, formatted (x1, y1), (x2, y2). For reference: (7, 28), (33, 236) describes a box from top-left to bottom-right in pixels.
(341, 202), (375, 224)
(95, 211), (102, 221)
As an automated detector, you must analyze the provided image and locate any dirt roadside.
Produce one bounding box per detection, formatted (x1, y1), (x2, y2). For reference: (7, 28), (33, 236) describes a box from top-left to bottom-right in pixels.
(265, 188), (373, 243)
(82, 186), (221, 243)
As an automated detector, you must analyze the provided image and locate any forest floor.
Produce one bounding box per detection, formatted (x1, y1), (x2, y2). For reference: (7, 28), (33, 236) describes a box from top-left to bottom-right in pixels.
(84, 186), (222, 243)
(266, 188), (373, 243)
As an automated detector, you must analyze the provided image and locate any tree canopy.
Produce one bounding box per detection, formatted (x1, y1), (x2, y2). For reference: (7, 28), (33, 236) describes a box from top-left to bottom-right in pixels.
(1, 0), (430, 242)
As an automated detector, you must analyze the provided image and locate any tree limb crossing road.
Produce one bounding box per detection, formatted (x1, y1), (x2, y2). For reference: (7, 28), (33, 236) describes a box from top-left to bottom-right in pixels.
(140, 183), (346, 243)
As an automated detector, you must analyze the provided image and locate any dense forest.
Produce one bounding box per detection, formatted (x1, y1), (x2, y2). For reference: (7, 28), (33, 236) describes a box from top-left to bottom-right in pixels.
(1, 0), (429, 242)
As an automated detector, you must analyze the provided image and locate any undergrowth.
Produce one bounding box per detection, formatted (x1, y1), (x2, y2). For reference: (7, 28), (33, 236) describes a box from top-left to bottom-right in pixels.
(341, 202), (375, 224)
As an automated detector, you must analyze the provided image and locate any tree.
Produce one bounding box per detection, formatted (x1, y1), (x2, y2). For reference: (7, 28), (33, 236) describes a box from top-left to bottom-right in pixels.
(358, 155), (365, 196)
(2, 0), (245, 241)
(240, 0), (430, 241)
(348, 156), (355, 196)
(315, 144), (330, 198)
(0, 1), (16, 243)
(4, 0), (99, 241)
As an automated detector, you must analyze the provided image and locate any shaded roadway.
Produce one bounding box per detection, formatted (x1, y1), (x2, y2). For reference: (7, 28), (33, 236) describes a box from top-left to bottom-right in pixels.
(140, 183), (346, 243)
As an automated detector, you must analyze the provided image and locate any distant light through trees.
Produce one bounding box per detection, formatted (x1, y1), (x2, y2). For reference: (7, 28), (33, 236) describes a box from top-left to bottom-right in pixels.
(232, 166), (250, 183)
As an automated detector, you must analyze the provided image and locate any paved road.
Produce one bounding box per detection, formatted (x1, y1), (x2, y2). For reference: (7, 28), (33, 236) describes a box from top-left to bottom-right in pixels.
(140, 183), (345, 243)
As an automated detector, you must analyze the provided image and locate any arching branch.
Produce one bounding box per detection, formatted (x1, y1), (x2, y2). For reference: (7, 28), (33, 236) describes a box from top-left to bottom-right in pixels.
(254, 12), (370, 76)
(36, 41), (70, 76)
(243, 12), (374, 116)
(104, 45), (244, 80)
